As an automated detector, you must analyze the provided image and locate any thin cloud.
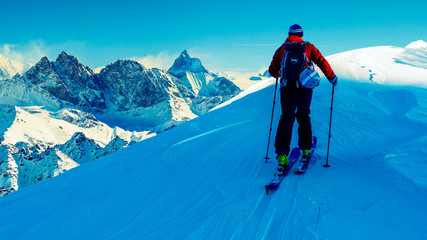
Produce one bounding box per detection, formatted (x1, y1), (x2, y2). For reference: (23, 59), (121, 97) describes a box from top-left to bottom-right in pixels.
(0, 40), (89, 66)
(132, 51), (178, 70)
(0, 40), (46, 65)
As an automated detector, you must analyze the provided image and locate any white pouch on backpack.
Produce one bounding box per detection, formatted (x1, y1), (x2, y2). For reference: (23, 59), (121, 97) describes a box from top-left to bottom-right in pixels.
(299, 68), (320, 89)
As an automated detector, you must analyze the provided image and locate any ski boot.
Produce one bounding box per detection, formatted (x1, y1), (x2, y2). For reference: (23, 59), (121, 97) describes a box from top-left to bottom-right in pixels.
(277, 154), (289, 171)
(301, 149), (311, 163)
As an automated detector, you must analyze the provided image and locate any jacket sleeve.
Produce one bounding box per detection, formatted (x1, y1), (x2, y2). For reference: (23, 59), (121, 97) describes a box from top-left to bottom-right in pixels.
(268, 46), (283, 78)
(307, 43), (336, 80)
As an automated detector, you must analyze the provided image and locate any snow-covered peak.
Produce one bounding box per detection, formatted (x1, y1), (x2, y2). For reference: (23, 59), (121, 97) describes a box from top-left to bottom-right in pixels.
(101, 59), (146, 73)
(0, 53), (30, 80)
(54, 51), (93, 76)
(21, 53), (107, 111)
(53, 51), (99, 90)
(327, 44), (427, 87)
(168, 50), (208, 76)
(98, 59), (171, 110)
(405, 40), (427, 49)
(38, 56), (51, 65)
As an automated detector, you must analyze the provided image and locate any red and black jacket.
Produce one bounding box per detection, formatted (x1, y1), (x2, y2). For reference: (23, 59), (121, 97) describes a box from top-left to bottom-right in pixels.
(269, 35), (335, 82)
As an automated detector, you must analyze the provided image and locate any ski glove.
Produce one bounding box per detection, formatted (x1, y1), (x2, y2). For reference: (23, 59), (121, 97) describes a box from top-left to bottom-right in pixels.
(329, 75), (338, 86)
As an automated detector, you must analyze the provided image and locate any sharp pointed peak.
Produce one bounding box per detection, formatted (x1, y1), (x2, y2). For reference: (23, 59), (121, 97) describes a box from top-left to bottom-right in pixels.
(180, 50), (190, 58)
(167, 50), (208, 75)
(56, 51), (77, 62)
(40, 56), (50, 62)
(59, 51), (71, 56)
(32, 56), (51, 67)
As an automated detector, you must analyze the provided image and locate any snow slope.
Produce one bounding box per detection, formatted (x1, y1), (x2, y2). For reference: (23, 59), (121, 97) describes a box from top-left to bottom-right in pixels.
(0, 105), (156, 196)
(1, 106), (153, 147)
(0, 53), (30, 80)
(0, 73), (426, 239)
(327, 40), (427, 88)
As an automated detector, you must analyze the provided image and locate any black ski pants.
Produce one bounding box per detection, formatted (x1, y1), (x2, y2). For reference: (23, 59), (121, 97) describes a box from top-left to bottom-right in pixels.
(275, 87), (313, 156)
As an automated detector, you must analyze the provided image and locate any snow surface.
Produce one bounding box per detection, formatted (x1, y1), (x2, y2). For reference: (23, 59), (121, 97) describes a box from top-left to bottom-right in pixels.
(0, 53), (30, 80)
(406, 40), (427, 49)
(0, 74), (426, 239)
(1, 106), (153, 147)
(0, 42), (427, 239)
(327, 43), (427, 88)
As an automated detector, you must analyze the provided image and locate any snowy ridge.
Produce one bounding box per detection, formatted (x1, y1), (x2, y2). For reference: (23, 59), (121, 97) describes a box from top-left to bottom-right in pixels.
(0, 105), (154, 196)
(327, 40), (427, 87)
(0, 53), (30, 80)
(1, 106), (152, 147)
(406, 39), (427, 49)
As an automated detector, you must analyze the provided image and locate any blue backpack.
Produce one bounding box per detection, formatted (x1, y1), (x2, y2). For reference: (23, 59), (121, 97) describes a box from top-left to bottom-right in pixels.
(280, 41), (319, 88)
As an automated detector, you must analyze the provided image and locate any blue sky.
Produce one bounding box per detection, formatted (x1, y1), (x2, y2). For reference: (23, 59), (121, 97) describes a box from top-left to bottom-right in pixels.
(1, 0), (426, 74)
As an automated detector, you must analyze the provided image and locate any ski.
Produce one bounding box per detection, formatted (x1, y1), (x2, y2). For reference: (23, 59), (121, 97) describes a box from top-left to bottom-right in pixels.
(295, 136), (317, 174)
(265, 147), (301, 195)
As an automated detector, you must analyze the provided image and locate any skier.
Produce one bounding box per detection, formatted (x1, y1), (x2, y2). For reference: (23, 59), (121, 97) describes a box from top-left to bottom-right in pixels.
(268, 24), (337, 169)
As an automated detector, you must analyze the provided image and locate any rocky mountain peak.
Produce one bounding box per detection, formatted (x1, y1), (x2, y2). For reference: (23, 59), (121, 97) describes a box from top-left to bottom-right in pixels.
(24, 56), (57, 85)
(36, 56), (52, 69)
(98, 59), (170, 110)
(56, 51), (76, 62)
(53, 51), (98, 89)
(180, 50), (190, 59)
(100, 60), (146, 75)
(168, 50), (208, 77)
(22, 53), (106, 110)
(39, 56), (50, 65)
(55, 51), (82, 72)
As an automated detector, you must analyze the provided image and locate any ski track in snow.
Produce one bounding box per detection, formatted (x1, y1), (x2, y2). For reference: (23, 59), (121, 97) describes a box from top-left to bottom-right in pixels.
(171, 120), (252, 147)
(0, 76), (427, 239)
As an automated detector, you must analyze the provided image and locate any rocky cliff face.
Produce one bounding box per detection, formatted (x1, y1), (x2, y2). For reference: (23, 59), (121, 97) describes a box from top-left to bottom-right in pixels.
(98, 60), (170, 110)
(23, 52), (106, 111)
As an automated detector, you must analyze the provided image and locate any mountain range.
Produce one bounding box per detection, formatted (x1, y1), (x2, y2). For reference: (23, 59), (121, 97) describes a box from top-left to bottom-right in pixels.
(0, 50), (241, 196)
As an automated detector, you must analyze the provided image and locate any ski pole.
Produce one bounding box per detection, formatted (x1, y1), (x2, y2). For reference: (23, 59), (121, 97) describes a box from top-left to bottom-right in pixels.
(324, 84), (335, 168)
(264, 77), (279, 162)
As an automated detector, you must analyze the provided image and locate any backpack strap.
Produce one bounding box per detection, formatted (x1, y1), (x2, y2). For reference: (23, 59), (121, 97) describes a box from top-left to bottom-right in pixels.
(301, 41), (313, 69)
(280, 47), (288, 88)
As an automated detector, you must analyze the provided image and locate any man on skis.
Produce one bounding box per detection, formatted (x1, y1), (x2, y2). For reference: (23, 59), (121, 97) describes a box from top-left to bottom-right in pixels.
(268, 24), (337, 169)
